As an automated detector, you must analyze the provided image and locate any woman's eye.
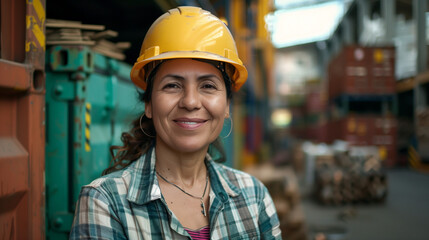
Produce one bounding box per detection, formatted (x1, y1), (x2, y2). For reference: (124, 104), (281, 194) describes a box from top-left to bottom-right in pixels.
(163, 83), (180, 89)
(202, 83), (217, 89)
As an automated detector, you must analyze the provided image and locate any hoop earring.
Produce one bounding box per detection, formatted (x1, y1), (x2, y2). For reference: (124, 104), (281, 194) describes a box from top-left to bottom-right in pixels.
(222, 117), (233, 139)
(140, 114), (155, 138)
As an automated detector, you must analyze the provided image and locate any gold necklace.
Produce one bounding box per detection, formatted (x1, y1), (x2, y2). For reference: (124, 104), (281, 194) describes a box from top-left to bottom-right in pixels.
(156, 171), (209, 217)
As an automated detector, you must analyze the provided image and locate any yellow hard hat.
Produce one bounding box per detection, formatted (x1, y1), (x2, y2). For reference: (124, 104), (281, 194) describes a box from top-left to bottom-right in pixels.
(130, 6), (248, 92)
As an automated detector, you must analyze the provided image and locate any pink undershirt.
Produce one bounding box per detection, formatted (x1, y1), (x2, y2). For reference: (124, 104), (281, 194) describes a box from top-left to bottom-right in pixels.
(184, 226), (210, 240)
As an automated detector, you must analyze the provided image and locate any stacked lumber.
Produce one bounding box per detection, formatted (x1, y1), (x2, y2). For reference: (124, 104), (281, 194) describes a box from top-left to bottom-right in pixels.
(314, 147), (388, 205)
(46, 19), (130, 60)
(245, 163), (307, 240)
(292, 142), (306, 174)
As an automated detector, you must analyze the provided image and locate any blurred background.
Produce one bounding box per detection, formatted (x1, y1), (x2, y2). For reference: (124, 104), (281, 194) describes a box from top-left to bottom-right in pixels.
(1, 0), (429, 239)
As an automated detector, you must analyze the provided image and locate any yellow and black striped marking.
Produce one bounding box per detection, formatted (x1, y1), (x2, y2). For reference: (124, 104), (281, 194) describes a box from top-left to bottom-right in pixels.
(409, 146), (429, 172)
(85, 103), (91, 152)
(408, 146), (419, 169)
(26, 0), (46, 51)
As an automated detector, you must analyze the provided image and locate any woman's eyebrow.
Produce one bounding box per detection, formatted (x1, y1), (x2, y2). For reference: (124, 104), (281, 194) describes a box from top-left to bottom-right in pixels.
(197, 74), (222, 81)
(160, 74), (185, 81)
(160, 73), (222, 82)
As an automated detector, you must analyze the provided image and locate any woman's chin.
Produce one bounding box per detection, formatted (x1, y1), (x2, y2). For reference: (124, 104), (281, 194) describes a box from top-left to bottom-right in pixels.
(171, 142), (210, 154)
(162, 137), (212, 154)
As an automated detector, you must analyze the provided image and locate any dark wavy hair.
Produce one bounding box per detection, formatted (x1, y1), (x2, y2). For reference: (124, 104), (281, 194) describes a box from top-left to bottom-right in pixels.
(102, 60), (234, 175)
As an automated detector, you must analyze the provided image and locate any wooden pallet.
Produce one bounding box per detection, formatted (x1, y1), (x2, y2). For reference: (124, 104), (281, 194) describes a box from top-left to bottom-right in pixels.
(396, 71), (429, 93)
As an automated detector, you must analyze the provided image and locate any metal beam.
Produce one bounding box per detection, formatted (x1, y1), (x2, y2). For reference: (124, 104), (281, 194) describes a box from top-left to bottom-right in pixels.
(331, 31), (341, 57)
(341, 15), (353, 45)
(0, 60), (32, 91)
(413, 0), (427, 138)
(381, 0), (395, 45)
(414, 0), (427, 74)
(357, 0), (369, 44)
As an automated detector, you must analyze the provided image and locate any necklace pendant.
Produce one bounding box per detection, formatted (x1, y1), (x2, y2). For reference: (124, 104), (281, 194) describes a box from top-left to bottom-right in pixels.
(201, 201), (206, 217)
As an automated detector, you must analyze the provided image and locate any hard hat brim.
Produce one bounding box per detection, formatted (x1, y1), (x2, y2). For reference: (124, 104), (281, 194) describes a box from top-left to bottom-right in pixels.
(130, 51), (248, 92)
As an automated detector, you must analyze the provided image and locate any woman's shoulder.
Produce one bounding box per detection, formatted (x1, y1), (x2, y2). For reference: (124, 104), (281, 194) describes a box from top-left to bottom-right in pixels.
(213, 163), (254, 179)
(210, 162), (266, 191)
(82, 162), (136, 196)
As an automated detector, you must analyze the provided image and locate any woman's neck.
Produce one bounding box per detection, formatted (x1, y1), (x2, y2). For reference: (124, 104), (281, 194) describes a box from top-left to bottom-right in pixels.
(154, 139), (209, 186)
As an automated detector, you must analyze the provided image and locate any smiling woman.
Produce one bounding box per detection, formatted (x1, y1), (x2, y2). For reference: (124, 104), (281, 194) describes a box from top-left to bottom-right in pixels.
(69, 6), (281, 240)
(147, 59), (229, 154)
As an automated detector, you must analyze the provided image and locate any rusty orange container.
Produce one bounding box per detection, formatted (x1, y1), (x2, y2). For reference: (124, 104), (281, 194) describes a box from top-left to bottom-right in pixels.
(328, 45), (396, 100)
(0, 0), (46, 239)
(329, 115), (398, 167)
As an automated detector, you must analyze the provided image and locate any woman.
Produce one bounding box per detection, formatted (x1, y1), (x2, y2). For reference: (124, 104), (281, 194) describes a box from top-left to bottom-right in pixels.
(70, 6), (281, 239)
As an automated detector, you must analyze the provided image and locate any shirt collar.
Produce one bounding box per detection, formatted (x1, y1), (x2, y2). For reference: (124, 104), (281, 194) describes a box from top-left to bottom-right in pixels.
(205, 153), (241, 200)
(126, 146), (160, 204)
(126, 146), (241, 205)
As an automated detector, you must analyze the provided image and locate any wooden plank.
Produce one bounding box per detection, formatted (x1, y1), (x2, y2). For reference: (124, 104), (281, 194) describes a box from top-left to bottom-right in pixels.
(116, 42), (131, 49)
(48, 32), (82, 37)
(397, 71), (429, 93)
(416, 71), (429, 85)
(91, 30), (118, 39)
(46, 22), (105, 31)
(46, 40), (96, 46)
(46, 18), (81, 24)
(91, 46), (125, 60)
(48, 36), (84, 41)
(47, 33), (83, 40)
(396, 77), (414, 93)
(97, 39), (119, 50)
(82, 31), (96, 38)
(57, 28), (82, 34)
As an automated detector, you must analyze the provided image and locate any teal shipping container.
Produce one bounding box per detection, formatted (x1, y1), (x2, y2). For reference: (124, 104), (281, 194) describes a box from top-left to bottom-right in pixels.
(45, 45), (143, 239)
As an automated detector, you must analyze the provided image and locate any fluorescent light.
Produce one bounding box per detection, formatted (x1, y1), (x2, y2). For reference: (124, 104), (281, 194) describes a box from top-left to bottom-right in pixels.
(266, 1), (346, 48)
(272, 109), (292, 127)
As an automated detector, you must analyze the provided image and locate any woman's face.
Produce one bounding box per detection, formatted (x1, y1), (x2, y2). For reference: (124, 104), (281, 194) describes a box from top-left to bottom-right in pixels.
(145, 59), (230, 153)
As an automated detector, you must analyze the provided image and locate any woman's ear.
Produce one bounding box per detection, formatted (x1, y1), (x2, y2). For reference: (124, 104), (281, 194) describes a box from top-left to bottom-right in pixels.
(225, 99), (231, 118)
(145, 102), (152, 119)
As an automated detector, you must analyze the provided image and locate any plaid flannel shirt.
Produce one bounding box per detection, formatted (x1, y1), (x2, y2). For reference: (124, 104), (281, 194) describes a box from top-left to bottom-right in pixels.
(70, 146), (281, 239)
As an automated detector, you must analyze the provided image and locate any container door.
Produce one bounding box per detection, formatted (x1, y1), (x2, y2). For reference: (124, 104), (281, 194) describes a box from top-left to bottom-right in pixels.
(0, 0), (46, 239)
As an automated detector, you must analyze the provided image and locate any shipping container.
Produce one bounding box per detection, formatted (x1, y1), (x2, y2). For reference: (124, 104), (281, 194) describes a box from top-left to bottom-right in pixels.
(0, 0), (46, 239)
(45, 45), (143, 239)
(328, 46), (396, 100)
(305, 89), (328, 114)
(329, 115), (397, 167)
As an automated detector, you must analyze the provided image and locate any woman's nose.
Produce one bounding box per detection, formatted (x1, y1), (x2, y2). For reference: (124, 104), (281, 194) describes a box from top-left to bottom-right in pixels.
(178, 87), (202, 110)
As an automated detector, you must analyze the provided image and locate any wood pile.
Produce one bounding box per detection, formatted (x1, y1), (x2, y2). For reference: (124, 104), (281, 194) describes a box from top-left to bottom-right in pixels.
(292, 142), (306, 174)
(314, 149), (388, 205)
(46, 19), (130, 60)
(245, 163), (307, 240)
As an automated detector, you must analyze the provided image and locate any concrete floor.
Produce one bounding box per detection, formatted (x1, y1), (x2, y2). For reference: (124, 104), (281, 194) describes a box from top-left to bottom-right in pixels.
(301, 168), (429, 240)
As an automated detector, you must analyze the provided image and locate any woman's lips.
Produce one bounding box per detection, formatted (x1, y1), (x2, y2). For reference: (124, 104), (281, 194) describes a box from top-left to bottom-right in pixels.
(174, 118), (207, 129)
